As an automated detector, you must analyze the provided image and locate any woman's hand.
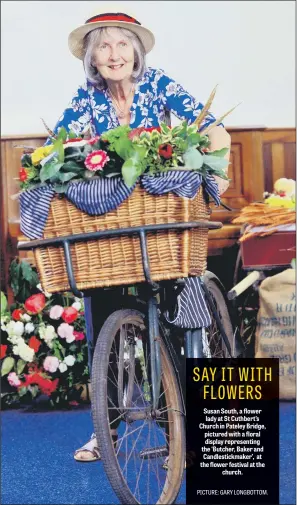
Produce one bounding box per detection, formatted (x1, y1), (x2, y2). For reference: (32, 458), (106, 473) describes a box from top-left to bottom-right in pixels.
(207, 126), (231, 196)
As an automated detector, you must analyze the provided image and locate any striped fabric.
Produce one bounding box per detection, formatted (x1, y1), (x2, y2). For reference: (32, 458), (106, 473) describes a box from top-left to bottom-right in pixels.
(142, 171), (220, 203)
(19, 185), (55, 240)
(165, 276), (211, 328)
(66, 177), (135, 215)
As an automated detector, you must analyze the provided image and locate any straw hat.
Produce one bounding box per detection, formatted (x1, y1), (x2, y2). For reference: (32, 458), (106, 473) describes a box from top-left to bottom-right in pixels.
(68, 9), (155, 60)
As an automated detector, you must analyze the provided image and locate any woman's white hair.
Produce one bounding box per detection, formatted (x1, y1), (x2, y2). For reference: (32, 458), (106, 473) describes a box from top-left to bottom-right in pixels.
(83, 27), (147, 88)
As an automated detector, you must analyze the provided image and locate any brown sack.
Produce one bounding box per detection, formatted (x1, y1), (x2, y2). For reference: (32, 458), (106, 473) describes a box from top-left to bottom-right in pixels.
(255, 269), (296, 399)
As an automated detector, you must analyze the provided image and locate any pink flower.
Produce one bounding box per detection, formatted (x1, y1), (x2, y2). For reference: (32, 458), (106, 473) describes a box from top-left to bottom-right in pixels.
(43, 356), (60, 373)
(87, 136), (100, 145)
(8, 372), (21, 387)
(57, 323), (75, 343)
(84, 150), (110, 171)
(73, 331), (85, 341)
(49, 305), (64, 320)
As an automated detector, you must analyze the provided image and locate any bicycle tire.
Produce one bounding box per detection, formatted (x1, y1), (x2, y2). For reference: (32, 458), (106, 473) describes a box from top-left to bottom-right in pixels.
(91, 308), (185, 505)
(202, 271), (236, 357)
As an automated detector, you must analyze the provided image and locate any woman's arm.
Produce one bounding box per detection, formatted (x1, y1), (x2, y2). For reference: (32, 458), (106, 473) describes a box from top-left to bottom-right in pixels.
(207, 126), (231, 195)
(156, 70), (231, 195)
(44, 83), (91, 145)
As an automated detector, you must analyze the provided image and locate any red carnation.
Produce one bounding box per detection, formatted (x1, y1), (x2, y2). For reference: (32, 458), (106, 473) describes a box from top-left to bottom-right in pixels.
(28, 336), (41, 353)
(19, 168), (28, 182)
(0, 345), (7, 359)
(24, 293), (46, 314)
(62, 307), (78, 324)
(158, 144), (173, 159)
(12, 309), (24, 321)
(73, 331), (85, 341)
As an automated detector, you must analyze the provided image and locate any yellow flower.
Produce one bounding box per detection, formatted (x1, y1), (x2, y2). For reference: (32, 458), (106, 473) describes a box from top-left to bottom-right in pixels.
(31, 145), (54, 166)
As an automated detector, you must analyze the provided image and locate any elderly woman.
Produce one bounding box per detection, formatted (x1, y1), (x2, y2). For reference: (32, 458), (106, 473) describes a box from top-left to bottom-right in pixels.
(47, 10), (231, 461)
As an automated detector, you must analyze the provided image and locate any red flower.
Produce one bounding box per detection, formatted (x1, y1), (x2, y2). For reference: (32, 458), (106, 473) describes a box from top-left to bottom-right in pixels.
(28, 336), (41, 353)
(87, 136), (100, 145)
(62, 307), (78, 324)
(0, 345), (7, 359)
(12, 309), (24, 321)
(84, 150), (110, 171)
(145, 127), (161, 132)
(64, 138), (83, 143)
(21, 372), (59, 396)
(73, 331), (85, 341)
(24, 293), (46, 314)
(158, 144), (173, 159)
(19, 168), (28, 182)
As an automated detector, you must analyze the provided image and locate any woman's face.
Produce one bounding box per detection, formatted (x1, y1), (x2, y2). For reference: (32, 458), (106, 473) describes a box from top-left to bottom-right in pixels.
(92, 27), (134, 82)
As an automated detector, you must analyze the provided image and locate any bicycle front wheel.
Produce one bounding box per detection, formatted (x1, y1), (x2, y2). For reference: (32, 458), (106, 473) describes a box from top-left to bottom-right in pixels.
(91, 309), (185, 505)
(202, 271), (236, 357)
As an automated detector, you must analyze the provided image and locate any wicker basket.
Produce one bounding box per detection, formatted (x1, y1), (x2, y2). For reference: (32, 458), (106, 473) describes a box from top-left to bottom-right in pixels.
(33, 184), (211, 293)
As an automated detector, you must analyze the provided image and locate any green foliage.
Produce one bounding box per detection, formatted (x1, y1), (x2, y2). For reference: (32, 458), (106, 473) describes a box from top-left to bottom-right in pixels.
(1, 357), (15, 376)
(9, 259), (39, 303)
(1, 292), (8, 315)
(18, 121), (230, 193)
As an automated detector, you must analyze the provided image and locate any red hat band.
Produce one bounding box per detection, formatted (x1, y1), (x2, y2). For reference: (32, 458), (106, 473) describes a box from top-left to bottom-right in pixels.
(85, 13), (141, 26)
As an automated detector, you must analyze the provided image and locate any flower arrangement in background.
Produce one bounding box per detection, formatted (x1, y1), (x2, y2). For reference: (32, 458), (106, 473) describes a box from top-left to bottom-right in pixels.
(1, 260), (89, 408)
(17, 87), (237, 193)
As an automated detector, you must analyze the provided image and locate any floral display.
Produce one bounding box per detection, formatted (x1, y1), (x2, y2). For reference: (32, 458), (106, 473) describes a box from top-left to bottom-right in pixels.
(1, 264), (89, 408)
(18, 120), (229, 193)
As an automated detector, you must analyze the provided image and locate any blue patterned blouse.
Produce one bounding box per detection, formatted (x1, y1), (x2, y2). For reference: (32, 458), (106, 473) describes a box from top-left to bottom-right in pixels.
(46, 67), (219, 141)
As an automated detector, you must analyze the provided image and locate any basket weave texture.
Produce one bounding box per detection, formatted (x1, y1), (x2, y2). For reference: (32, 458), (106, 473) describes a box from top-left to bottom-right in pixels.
(34, 184), (211, 293)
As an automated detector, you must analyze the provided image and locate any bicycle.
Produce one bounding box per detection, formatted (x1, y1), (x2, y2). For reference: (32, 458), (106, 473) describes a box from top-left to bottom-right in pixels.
(19, 219), (245, 505)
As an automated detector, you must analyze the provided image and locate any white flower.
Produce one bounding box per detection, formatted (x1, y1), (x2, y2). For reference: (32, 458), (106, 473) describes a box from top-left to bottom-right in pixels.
(25, 322), (35, 334)
(6, 321), (24, 338)
(20, 313), (31, 322)
(39, 324), (57, 348)
(64, 355), (76, 367)
(59, 362), (68, 373)
(57, 323), (75, 343)
(13, 340), (35, 362)
(71, 302), (81, 311)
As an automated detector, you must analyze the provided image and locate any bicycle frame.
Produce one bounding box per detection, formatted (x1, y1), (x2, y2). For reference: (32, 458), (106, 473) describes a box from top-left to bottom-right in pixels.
(18, 219), (233, 410)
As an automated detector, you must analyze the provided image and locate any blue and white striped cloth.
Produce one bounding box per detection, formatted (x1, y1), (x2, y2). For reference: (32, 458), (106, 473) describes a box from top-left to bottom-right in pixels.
(19, 172), (219, 239)
(142, 171), (220, 204)
(165, 276), (211, 328)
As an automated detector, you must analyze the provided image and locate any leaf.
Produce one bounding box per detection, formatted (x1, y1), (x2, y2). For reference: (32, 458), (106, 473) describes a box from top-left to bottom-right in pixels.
(1, 292), (7, 314)
(40, 162), (63, 182)
(56, 127), (68, 143)
(17, 359), (26, 375)
(203, 154), (229, 171)
(210, 147), (229, 157)
(53, 183), (67, 194)
(188, 133), (201, 147)
(21, 153), (32, 168)
(28, 385), (39, 398)
(1, 357), (15, 376)
(122, 146), (147, 187)
(57, 171), (79, 183)
(18, 386), (28, 397)
(114, 136), (134, 160)
(183, 147), (204, 169)
(52, 138), (65, 163)
(68, 130), (77, 139)
(61, 161), (84, 173)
